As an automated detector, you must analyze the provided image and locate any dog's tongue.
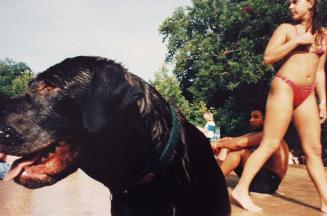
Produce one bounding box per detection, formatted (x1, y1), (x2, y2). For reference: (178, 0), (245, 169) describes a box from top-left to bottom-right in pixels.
(3, 154), (40, 182)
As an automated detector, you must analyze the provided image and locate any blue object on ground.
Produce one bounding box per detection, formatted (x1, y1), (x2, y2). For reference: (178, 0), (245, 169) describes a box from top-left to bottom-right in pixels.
(0, 162), (10, 179)
(211, 127), (221, 142)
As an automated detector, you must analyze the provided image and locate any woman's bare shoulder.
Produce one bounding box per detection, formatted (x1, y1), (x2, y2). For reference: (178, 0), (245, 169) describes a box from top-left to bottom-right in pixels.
(270, 23), (294, 38)
(276, 23), (294, 31)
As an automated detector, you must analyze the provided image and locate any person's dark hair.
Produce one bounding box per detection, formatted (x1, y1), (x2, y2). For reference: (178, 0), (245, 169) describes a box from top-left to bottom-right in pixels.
(252, 103), (266, 117)
(311, 0), (326, 42)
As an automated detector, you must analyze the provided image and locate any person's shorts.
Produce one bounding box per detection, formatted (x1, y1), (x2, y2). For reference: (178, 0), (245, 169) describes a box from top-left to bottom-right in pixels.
(234, 165), (281, 194)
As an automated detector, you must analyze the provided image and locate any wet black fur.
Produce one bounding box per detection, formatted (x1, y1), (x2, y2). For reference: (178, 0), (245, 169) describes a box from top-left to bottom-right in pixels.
(0, 56), (230, 216)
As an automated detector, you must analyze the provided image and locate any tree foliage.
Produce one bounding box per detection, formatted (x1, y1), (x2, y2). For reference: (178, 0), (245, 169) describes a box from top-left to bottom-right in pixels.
(151, 65), (209, 126)
(0, 58), (33, 97)
(160, 0), (327, 136)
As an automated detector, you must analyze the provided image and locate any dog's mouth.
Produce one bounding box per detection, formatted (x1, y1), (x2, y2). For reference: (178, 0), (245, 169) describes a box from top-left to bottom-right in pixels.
(4, 139), (83, 188)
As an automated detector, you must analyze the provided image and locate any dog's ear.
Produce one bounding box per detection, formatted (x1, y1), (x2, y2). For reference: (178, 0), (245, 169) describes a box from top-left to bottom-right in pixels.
(83, 67), (143, 133)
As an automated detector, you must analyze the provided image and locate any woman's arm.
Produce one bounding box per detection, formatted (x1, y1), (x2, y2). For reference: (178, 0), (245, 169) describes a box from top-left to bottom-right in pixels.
(263, 23), (314, 64)
(315, 45), (327, 123)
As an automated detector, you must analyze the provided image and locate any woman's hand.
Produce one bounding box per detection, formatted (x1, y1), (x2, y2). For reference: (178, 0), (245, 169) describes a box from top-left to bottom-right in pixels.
(319, 101), (326, 123)
(295, 32), (315, 45)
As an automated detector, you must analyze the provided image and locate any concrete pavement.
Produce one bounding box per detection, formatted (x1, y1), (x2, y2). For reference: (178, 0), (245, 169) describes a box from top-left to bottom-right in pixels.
(0, 165), (326, 216)
(228, 165), (327, 216)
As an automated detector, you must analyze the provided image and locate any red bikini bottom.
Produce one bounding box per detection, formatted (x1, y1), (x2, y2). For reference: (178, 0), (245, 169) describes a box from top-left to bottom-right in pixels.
(275, 74), (315, 108)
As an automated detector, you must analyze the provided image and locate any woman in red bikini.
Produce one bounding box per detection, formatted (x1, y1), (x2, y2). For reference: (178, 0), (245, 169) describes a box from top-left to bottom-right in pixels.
(232, 0), (327, 212)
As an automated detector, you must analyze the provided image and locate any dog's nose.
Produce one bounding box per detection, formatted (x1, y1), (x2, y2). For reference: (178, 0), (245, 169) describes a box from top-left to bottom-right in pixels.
(0, 127), (24, 146)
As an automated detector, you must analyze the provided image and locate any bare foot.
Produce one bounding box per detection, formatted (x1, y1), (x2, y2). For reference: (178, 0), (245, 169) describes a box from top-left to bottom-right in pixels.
(321, 191), (327, 213)
(321, 203), (327, 213)
(232, 188), (263, 212)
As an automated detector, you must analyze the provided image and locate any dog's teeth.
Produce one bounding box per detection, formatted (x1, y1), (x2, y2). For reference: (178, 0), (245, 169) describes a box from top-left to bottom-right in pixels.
(0, 131), (3, 134)
(5, 134), (10, 138)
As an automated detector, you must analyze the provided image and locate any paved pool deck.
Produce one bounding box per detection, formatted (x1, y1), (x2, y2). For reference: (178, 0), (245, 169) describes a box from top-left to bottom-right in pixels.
(0, 165), (326, 215)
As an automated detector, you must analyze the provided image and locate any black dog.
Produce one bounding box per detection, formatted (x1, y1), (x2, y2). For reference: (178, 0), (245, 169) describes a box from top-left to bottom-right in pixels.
(0, 56), (230, 215)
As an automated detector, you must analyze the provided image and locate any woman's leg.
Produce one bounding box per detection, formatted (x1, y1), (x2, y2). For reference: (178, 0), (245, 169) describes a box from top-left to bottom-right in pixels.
(232, 78), (293, 211)
(293, 94), (327, 213)
(219, 149), (251, 176)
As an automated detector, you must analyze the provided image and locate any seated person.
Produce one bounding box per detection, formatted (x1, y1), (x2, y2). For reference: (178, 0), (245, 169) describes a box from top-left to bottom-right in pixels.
(211, 110), (289, 194)
(197, 111), (216, 141)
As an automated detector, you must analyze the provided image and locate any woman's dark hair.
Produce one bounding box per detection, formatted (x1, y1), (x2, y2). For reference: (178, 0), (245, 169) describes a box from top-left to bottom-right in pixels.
(311, 0), (326, 42)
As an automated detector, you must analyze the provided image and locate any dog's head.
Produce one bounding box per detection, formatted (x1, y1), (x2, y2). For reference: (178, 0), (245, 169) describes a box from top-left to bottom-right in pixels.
(0, 56), (145, 188)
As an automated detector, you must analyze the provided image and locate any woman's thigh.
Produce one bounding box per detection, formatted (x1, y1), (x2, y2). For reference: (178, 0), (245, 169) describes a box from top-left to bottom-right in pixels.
(292, 93), (321, 154)
(261, 78), (293, 143)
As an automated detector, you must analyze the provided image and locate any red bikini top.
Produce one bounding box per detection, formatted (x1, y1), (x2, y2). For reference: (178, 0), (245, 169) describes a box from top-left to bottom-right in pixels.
(295, 26), (326, 56)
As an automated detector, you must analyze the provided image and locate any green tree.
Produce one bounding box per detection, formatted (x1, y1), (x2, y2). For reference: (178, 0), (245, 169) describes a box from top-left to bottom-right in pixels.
(0, 58), (33, 96)
(151, 65), (209, 126)
(160, 0), (294, 135)
(160, 0), (327, 153)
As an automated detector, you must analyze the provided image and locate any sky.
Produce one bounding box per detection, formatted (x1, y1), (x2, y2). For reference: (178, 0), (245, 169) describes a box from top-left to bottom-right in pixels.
(0, 0), (192, 81)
